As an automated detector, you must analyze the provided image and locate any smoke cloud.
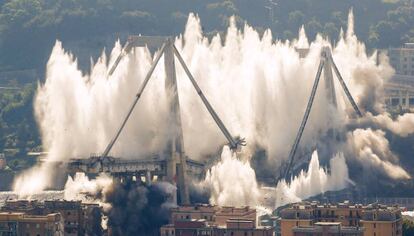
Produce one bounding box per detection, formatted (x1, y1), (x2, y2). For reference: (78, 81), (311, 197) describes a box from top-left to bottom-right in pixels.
(64, 172), (113, 209)
(369, 113), (414, 137)
(104, 180), (172, 236)
(346, 128), (410, 180)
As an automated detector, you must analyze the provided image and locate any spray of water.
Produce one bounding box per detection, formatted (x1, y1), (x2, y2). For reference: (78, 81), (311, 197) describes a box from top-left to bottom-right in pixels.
(11, 11), (411, 207)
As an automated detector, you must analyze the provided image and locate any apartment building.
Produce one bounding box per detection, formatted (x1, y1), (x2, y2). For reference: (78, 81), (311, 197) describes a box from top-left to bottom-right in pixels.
(292, 222), (363, 236)
(279, 201), (402, 236)
(385, 43), (414, 111)
(0, 212), (62, 236)
(388, 43), (414, 77)
(161, 204), (273, 236)
(361, 207), (402, 236)
(1, 200), (102, 236)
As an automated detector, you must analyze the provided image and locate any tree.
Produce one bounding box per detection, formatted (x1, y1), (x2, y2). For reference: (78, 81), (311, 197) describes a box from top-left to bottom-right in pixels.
(403, 218), (414, 236)
(288, 10), (304, 30)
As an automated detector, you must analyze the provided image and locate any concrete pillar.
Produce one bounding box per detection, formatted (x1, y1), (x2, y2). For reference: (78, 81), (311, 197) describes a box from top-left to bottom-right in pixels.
(322, 47), (339, 144)
(145, 170), (152, 185)
(164, 38), (189, 205)
(406, 91), (410, 109)
(322, 47), (338, 108)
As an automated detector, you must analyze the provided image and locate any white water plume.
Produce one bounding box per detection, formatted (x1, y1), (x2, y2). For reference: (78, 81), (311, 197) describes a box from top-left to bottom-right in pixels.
(274, 150), (351, 208)
(13, 11), (406, 199)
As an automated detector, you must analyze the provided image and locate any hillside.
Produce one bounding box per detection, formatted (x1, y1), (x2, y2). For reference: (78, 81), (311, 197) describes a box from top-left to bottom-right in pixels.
(0, 0), (413, 71)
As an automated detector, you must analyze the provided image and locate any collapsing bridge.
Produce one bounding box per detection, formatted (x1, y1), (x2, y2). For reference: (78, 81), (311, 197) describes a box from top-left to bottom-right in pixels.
(280, 47), (363, 181)
(67, 38), (363, 203)
(67, 36), (245, 205)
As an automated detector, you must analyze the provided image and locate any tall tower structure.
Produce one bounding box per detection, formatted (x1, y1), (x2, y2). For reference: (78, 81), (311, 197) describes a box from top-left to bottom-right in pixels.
(322, 47), (338, 108)
(101, 36), (243, 205)
(283, 46), (363, 180)
(163, 38), (189, 204)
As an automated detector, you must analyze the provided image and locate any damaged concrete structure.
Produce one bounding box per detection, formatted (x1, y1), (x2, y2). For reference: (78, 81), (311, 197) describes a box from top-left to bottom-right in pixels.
(66, 36), (245, 205)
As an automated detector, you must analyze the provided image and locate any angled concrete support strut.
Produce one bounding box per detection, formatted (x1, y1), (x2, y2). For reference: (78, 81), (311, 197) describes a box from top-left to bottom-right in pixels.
(329, 55), (363, 117)
(282, 47), (363, 181)
(172, 45), (245, 151)
(101, 43), (167, 158)
(284, 56), (326, 179)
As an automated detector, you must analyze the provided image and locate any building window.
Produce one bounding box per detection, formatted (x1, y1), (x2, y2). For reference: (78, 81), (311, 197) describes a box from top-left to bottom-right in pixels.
(374, 223), (376, 228)
(36, 224), (40, 229)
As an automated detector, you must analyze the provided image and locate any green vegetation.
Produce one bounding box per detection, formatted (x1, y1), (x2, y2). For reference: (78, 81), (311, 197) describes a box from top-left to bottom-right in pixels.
(0, 83), (40, 168)
(0, 0), (413, 70)
(403, 218), (414, 236)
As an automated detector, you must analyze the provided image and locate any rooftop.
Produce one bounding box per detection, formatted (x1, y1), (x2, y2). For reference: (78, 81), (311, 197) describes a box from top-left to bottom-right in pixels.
(315, 222), (341, 226)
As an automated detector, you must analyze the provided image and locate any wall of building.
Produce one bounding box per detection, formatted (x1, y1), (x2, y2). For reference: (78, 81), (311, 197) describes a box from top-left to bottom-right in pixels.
(279, 202), (402, 236)
(215, 207), (256, 227)
(361, 221), (401, 236)
(389, 44), (414, 76)
(280, 220), (312, 236)
(161, 205), (273, 236)
(170, 205), (217, 224)
(1, 200), (102, 236)
(0, 212), (62, 236)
